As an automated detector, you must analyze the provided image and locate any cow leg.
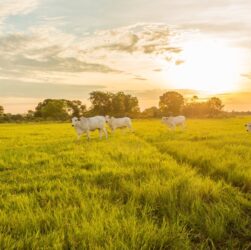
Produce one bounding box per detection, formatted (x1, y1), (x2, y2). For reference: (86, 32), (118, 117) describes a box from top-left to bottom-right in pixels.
(129, 124), (134, 133)
(99, 129), (103, 139)
(76, 133), (82, 143)
(103, 127), (108, 139)
(168, 125), (173, 131)
(86, 131), (90, 141)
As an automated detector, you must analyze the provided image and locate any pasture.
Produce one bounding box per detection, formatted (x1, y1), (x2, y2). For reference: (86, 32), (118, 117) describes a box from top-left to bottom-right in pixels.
(0, 118), (251, 249)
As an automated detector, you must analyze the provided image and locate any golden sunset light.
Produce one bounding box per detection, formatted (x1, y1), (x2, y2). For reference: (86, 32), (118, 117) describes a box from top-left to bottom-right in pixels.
(0, 0), (251, 113)
(1, 1), (251, 248)
(167, 38), (244, 94)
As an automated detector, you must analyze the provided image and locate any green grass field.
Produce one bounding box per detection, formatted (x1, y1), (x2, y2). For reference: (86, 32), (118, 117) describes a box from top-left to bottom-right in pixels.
(0, 118), (251, 249)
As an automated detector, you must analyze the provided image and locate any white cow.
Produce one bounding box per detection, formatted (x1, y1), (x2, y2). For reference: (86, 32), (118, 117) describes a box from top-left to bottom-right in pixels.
(162, 116), (186, 130)
(72, 116), (108, 140)
(245, 123), (251, 132)
(105, 116), (132, 132)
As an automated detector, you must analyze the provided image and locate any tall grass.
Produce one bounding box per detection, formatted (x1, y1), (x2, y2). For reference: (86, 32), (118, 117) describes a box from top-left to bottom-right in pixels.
(0, 120), (251, 249)
(135, 118), (251, 193)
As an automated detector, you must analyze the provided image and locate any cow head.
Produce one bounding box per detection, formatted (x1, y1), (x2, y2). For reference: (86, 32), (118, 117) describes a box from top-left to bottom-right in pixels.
(162, 117), (172, 123)
(245, 123), (251, 132)
(105, 115), (110, 123)
(162, 117), (167, 123)
(71, 117), (79, 127)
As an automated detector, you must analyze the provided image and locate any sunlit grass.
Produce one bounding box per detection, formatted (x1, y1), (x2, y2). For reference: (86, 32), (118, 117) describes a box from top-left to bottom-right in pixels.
(0, 119), (251, 249)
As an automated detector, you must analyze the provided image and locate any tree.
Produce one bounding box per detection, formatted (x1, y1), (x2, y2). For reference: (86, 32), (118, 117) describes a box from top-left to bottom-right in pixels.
(89, 91), (113, 115)
(159, 91), (184, 116)
(26, 110), (35, 120)
(67, 100), (87, 117)
(89, 91), (140, 116)
(34, 99), (69, 120)
(34, 99), (87, 120)
(111, 92), (140, 116)
(111, 92), (126, 115)
(0, 105), (4, 116)
(141, 106), (161, 118)
(207, 97), (224, 116)
(123, 94), (140, 116)
(191, 95), (199, 103)
(183, 96), (224, 118)
(183, 102), (209, 118)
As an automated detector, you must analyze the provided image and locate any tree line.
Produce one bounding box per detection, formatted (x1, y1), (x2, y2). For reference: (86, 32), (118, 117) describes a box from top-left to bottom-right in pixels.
(0, 90), (245, 123)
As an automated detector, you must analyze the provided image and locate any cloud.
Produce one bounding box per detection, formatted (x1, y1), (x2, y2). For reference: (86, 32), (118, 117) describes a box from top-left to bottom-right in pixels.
(0, 0), (40, 27)
(0, 23), (187, 85)
(241, 73), (251, 80)
(0, 54), (118, 73)
(133, 77), (147, 81)
(216, 92), (251, 111)
(0, 29), (119, 75)
(96, 33), (139, 53)
(181, 22), (250, 34)
(0, 79), (105, 98)
(180, 21), (251, 49)
(92, 23), (182, 55)
(39, 16), (67, 27)
(175, 60), (185, 65)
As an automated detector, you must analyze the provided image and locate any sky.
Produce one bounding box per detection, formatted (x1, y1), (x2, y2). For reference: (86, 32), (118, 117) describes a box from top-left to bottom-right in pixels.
(0, 0), (251, 113)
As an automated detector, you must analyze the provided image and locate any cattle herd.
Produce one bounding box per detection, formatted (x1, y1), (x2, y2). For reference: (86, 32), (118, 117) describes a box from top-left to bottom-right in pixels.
(72, 115), (251, 140)
(72, 115), (186, 140)
(71, 116), (133, 140)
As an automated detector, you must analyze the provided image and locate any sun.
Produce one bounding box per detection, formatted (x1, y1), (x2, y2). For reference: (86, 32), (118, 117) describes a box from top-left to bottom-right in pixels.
(166, 38), (243, 94)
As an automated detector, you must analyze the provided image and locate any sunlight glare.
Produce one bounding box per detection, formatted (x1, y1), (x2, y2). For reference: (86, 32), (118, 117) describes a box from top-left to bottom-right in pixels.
(167, 38), (243, 94)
